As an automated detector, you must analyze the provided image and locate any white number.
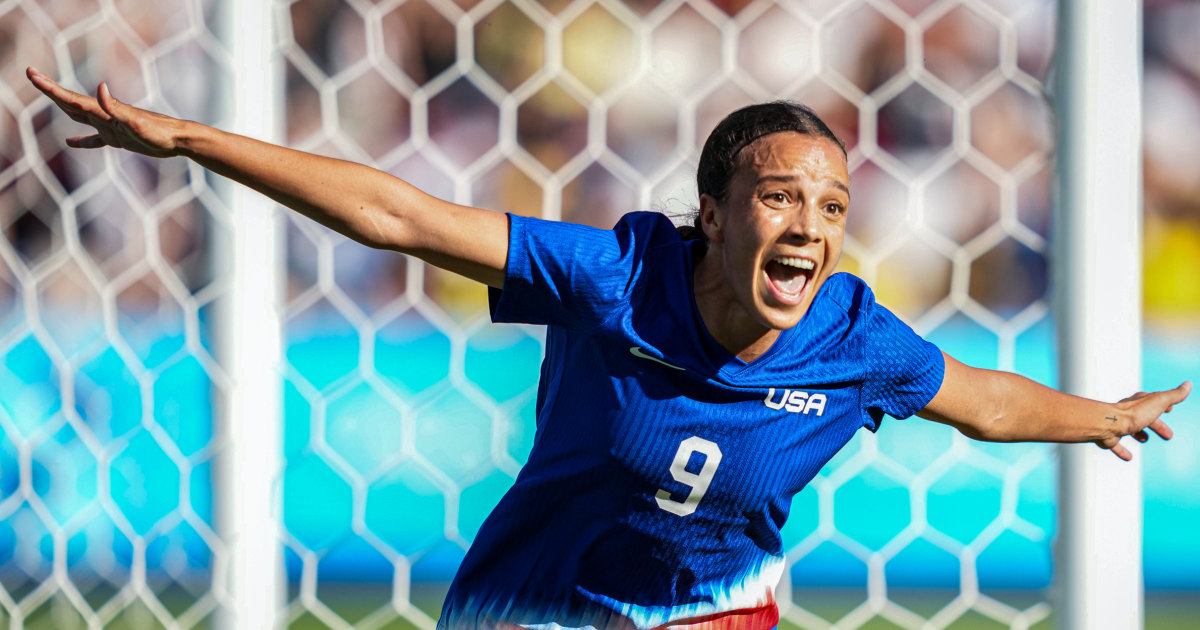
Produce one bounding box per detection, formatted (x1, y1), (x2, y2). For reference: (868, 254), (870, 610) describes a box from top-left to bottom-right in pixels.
(654, 436), (722, 517)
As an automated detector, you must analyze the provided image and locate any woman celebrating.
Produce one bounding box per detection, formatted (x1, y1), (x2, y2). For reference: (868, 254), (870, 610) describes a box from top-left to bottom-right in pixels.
(26, 67), (1189, 629)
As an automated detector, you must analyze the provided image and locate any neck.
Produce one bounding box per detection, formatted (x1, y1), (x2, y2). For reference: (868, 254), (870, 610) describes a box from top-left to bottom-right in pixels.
(692, 252), (780, 363)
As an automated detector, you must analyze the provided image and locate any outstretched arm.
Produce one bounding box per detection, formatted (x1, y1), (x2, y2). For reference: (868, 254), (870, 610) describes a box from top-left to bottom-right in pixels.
(25, 67), (508, 287)
(918, 352), (1191, 460)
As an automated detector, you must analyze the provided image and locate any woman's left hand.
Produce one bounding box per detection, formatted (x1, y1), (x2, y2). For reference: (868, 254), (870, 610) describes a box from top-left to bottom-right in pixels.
(1100, 381), (1191, 460)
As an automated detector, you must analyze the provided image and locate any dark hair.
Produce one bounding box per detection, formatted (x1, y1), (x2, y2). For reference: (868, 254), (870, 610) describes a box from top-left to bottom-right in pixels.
(678, 101), (846, 242)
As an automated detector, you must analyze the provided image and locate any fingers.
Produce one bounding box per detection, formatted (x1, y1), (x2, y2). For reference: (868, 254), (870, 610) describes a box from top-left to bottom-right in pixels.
(1121, 381), (1191, 428)
(1147, 418), (1174, 441)
(1140, 382), (1191, 421)
(1170, 380), (1193, 403)
(29, 67), (178, 158)
(1107, 441), (1133, 462)
(26, 67), (74, 104)
(1132, 430), (1149, 443)
(27, 67), (113, 123)
(1150, 381), (1193, 409)
(67, 134), (108, 149)
(1096, 435), (1133, 461)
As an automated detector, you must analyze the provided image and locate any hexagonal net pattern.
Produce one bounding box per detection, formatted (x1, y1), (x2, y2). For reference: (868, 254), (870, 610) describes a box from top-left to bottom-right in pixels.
(2, 0), (1060, 628)
(1, 0), (239, 627)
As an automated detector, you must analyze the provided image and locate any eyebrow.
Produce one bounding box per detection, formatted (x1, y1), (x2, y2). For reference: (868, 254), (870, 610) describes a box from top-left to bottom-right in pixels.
(757, 174), (850, 196)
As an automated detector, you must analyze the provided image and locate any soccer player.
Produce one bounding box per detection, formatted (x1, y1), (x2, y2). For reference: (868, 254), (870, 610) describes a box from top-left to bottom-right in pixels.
(26, 67), (1190, 630)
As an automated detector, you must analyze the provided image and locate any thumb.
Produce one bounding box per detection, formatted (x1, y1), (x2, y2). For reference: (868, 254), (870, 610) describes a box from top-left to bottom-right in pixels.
(97, 82), (125, 121)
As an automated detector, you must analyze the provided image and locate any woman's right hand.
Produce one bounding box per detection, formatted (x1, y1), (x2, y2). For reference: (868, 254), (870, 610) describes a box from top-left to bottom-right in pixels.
(26, 67), (185, 158)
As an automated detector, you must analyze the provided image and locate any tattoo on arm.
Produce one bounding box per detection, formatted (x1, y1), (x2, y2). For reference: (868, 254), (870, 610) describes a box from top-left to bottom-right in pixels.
(1106, 415), (1118, 422)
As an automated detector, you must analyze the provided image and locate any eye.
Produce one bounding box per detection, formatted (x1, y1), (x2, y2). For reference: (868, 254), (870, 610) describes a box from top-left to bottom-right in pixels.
(823, 202), (846, 217)
(764, 191), (790, 205)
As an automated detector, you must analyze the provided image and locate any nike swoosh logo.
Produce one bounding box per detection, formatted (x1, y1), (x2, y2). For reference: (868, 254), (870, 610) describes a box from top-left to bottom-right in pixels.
(629, 346), (685, 371)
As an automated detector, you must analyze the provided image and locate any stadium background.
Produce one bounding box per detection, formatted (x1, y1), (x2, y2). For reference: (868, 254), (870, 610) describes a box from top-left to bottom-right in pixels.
(1, 0), (1198, 627)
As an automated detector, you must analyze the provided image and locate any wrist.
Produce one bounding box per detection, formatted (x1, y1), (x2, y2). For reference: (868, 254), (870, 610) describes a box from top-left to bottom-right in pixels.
(173, 119), (209, 159)
(1101, 402), (1127, 440)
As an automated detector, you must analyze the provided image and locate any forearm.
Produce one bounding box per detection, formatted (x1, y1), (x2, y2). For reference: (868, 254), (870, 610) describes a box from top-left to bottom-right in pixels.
(971, 370), (1117, 443)
(177, 122), (422, 250)
(919, 354), (1119, 443)
(921, 353), (1186, 460)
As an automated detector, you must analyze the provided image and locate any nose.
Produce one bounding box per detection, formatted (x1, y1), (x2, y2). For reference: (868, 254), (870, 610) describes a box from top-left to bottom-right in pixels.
(791, 203), (821, 243)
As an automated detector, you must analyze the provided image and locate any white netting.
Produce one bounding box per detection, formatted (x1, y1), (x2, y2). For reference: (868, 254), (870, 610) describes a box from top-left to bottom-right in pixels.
(2, 0), (1068, 628)
(2, 0), (234, 627)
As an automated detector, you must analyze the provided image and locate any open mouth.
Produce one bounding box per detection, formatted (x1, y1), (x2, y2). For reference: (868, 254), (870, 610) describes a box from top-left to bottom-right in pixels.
(765, 256), (816, 305)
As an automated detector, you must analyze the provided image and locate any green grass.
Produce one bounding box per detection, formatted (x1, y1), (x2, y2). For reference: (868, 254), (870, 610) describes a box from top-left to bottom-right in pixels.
(5, 586), (1197, 629)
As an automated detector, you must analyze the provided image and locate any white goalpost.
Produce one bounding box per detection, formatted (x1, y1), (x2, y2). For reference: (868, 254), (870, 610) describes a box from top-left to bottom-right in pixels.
(214, 1), (285, 629)
(1053, 0), (1144, 628)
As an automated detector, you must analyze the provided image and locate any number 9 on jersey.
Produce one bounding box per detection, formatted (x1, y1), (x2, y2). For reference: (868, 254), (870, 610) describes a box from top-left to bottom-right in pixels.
(655, 436), (723, 517)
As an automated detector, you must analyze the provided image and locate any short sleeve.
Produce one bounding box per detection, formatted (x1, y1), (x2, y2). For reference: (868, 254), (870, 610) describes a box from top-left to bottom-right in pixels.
(859, 303), (945, 429)
(489, 213), (670, 330)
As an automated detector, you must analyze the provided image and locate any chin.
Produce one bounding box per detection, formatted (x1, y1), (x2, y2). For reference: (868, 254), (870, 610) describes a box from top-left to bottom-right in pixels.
(756, 304), (808, 331)
(757, 285), (819, 330)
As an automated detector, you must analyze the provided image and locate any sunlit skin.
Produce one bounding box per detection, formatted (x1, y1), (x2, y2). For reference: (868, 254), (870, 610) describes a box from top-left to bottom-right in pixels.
(693, 131), (850, 363)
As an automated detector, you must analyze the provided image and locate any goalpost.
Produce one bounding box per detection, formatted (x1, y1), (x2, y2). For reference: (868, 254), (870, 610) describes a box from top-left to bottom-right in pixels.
(1053, 1), (1144, 628)
(214, 1), (285, 629)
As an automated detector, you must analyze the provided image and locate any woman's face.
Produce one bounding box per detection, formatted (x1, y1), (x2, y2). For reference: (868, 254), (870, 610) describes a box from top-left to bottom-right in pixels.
(700, 131), (850, 335)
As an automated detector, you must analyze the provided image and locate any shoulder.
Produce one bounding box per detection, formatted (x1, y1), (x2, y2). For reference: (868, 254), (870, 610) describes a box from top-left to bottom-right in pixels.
(808, 273), (919, 351)
(604, 212), (695, 275)
(814, 272), (878, 320)
(509, 211), (685, 254)
(493, 212), (685, 329)
(612, 211), (687, 244)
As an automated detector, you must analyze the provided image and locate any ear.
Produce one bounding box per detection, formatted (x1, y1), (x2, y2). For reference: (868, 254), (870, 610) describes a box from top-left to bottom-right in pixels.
(698, 194), (724, 244)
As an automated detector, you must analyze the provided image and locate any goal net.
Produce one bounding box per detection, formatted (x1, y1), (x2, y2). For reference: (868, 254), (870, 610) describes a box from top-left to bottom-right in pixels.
(1, 0), (1068, 628)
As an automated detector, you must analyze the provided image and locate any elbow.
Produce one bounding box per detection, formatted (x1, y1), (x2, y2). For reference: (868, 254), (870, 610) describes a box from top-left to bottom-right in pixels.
(958, 420), (993, 442)
(965, 372), (1025, 442)
(351, 202), (410, 251)
(958, 411), (1012, 443)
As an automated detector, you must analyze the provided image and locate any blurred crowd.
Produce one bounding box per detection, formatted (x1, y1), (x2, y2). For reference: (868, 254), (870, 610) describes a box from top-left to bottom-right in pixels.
(1143, 0), (1200, 326)
(2, 0), (1199, 329)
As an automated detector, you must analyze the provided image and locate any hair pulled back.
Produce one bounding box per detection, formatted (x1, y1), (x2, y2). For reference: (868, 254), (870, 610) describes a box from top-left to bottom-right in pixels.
(679, 101), (845, 243)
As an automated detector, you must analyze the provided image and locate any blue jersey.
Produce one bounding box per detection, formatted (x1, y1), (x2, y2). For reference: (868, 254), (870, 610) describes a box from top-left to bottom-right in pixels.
(438, 212), (944, 629)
